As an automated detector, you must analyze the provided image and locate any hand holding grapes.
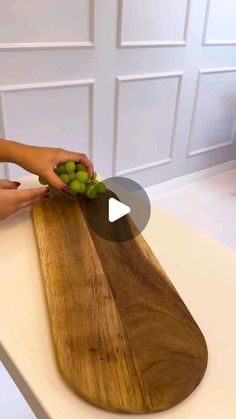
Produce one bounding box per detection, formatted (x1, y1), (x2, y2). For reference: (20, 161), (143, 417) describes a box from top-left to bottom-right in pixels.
(0, 139), (104, 221)
(1, 141), (94, 192)
(40, 161), (106, 200)
(0, 139), (95, 220)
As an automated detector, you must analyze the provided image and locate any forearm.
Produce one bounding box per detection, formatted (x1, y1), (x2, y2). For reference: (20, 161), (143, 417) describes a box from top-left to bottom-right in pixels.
(0, 139), (29, 165)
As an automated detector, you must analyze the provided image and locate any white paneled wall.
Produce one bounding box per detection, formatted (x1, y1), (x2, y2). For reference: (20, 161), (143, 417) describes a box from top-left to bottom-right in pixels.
(188, 69), (236, 156)
(1, 80), (94, 178)
(119, 0), (190, 46)
(203, 0), (236, 45)
(114, 73), (182, 175)
(0, 0), (236, 187)
(0, 0), (94, 48)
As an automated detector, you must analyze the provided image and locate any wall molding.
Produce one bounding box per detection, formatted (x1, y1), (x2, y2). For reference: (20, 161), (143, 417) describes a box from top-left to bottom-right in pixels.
(187, 67), (236, 158)
(0, 79), (95, 178)
(113, 72), (183, 176)
(0, 79), (95, 92)
(202, 0), (236, 46)
(146, 159), (236, 199)
(0, 0), (95, 50)
(117, 0), (191, 48)
(0, 42), (95, 51)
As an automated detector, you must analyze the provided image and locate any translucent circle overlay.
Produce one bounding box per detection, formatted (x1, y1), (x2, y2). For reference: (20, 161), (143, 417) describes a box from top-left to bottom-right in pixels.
(83, 177), (151, 242)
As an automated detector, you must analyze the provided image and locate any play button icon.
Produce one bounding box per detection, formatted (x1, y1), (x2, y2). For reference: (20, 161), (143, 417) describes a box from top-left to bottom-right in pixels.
(83, 176), (151, 242)
(108, 198), (131, 222)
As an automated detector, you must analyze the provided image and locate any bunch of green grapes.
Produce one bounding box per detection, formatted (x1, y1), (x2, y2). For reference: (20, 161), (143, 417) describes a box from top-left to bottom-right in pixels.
(38, 161), (106, 200)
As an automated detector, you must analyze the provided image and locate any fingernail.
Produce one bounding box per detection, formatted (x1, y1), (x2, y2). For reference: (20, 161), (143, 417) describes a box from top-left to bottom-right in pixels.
(13, 181), (21, 187)
(61, 186), (69, 195)
(43, 194), (50, 199)
(45, 186), (50, 192)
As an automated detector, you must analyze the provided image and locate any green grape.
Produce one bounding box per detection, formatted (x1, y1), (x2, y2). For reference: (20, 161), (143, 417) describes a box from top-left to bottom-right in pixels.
(69, 180), (85, 195)
(96, 182), (106, 193)
(78, 182), (86, 194)
(69, 180), (80, 195)
(68, 172), (75, 181)
(86, 185), (97, 200)
(38, 176), (48, 185)
(65, 160), (76, 173)
(77, 162), (86, 171)
(75, 171), (89, 183)
(59, 173), (70, 184)
(57, 163), (65, 174)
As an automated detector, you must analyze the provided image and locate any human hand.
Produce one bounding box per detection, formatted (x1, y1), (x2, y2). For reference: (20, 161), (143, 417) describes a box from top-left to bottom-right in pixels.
(0, 179), (49, 220)
(9, 143), (94, 192)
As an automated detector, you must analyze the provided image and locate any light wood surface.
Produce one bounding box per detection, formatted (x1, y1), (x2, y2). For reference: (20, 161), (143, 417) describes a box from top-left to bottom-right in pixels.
(32, 192), (207, 413)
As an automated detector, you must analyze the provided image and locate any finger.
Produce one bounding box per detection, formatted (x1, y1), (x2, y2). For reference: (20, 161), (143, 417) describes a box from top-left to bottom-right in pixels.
(58, 152), (94, 177)
(77, 154), (94, 178)
(18, 194), (50, 210)
(0, 179), (21, 189)
(43, 171), (69, 193)
(16, 187), (49, 203)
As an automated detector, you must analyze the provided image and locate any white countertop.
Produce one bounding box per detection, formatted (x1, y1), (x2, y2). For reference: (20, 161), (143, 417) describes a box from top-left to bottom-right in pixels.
(0, 175), (236, 419)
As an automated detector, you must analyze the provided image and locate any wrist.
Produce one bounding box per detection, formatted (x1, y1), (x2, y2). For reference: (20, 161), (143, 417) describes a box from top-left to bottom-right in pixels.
(0, 139), (29, 165)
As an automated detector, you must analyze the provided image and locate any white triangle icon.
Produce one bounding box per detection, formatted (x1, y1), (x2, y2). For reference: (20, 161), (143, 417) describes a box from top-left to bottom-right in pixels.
(108, 198), (131, 223)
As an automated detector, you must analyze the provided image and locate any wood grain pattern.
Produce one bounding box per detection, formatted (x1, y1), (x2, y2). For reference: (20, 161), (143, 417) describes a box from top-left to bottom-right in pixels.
(32, 194), (207, 413)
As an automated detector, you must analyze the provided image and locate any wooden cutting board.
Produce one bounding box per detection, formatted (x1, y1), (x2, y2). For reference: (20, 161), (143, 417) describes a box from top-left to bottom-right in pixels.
(32, 193), (207, 413)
